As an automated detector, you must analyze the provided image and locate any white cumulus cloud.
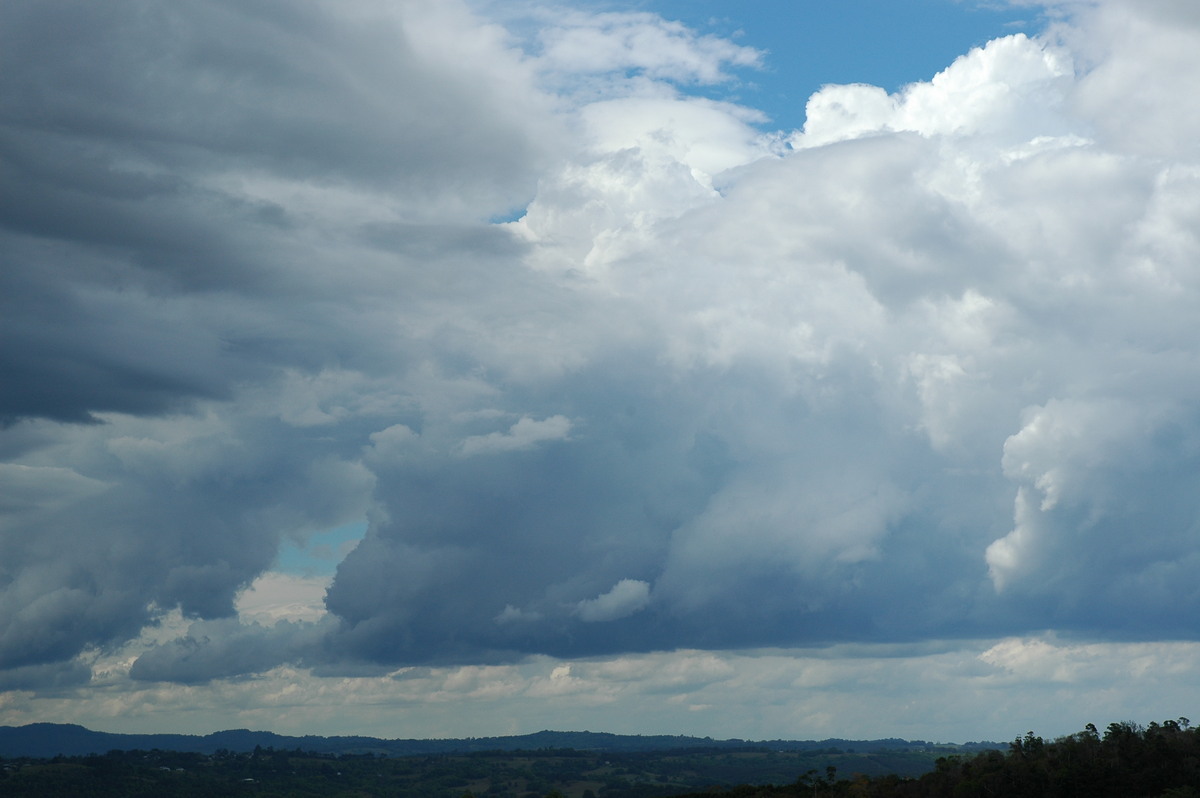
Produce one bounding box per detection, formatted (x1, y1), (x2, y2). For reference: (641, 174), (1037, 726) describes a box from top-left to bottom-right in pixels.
(459, 415), (573, 456)
(576, 579), (652, 622)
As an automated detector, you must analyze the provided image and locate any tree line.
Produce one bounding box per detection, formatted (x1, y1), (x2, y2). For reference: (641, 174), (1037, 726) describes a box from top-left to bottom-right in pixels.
(676, 718), (1200, 798)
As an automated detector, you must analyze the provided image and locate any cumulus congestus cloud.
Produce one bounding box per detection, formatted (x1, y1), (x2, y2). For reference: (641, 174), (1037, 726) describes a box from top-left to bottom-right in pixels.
(4, 0), (1200, 690)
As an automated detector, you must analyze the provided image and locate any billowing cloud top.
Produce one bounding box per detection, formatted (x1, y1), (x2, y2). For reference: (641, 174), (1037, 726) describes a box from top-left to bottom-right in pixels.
(4, 0), (1200, 690)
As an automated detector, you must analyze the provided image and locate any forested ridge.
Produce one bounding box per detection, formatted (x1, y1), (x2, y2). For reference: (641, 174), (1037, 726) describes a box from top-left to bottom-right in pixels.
(0, 724), (967, 759)
(0, 718), (1196, 796)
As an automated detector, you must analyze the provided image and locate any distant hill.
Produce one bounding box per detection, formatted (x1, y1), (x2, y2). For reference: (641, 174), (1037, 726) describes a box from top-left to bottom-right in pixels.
(0, 722), (998, 759)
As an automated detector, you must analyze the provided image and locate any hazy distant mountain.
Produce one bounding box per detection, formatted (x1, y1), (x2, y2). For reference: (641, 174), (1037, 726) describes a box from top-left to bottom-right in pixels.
(0, 723), (991, 759)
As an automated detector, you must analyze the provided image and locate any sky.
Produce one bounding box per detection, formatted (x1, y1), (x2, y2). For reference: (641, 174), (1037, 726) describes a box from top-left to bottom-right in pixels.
(3, 0), (1200, 745)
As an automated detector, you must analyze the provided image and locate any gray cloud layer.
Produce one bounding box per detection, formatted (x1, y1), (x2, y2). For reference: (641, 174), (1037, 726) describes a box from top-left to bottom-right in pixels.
(4, 0), (1200, 687)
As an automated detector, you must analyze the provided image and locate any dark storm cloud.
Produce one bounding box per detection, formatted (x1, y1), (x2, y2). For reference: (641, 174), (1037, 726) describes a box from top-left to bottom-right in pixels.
(0, 0), (549, 423)
(129, 618), (323, 684)
(0, 0), (543, 200)
(0, 0), (562, 679)
(0, 660), (93, 692)
(0, 421), (374, 672)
